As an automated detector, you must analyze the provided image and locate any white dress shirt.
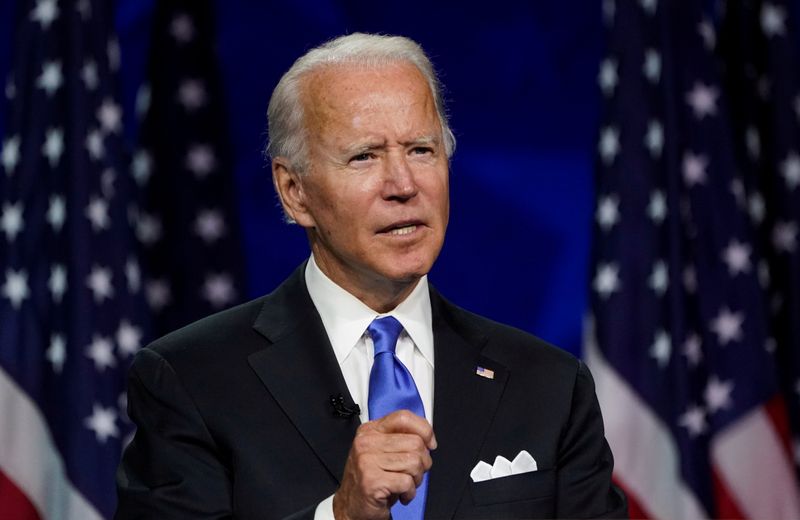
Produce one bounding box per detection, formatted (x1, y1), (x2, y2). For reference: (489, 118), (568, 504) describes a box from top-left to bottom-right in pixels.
(306, 255), (435, 519)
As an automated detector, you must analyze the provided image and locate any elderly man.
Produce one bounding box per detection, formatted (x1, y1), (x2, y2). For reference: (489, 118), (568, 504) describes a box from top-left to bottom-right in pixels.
(116, 33), (626, 519)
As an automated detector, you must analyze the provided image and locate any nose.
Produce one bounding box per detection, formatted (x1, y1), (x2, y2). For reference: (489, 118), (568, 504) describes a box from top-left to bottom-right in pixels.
(382, 153), (418, 201)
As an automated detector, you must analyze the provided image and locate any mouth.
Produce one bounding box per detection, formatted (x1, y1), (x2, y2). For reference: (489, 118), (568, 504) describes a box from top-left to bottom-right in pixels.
(378, 220), (424, 236)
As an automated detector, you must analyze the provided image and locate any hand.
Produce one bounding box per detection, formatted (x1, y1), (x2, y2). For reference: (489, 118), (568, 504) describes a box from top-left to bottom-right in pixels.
(332, 410), (437, 520)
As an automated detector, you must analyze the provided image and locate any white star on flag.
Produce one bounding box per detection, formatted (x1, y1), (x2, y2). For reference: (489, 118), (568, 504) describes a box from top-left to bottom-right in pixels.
(81, 60), (98, 90)
(639, 0), (657, 15)
(648, 260), (669, 296)
(2, 269), (30, 309)
(598, 126), (620, 165)
(195, 210), (227, 243)
(84, 404), (119, 443)
(598, 58), (618, 97)
(781, 151), (800, 190)
(131, 149), (153, 186)
(730, 179), (746, 208)
(203, 273), (236, 308)
(48, 263), (67, 302)
(685, 82), (719, 120)
(773, 221), (797, 253)
(1, 202), (24, 241)
(146, 279), (171, 311)
(644, 120), (664, 157)
(170, 13), (195, 43)
(643, 49), (661, 83)
(2, 135), (21, 173)
(85, 196), (110, 232)
(5, 78), (15, 100)
(683, 265), (698, 293)
(178, 79), (207, 110)
(86, 265), (114, 303)
(85, 128), (105, 161)
(186, 144), (216, 177)
(125, 258), (141, 293)
(697, 19), (715, 51)
(36, 61), (63, 97)
(745, 126), (760, 160)
(704, 376), (734, 413)
(710, 307), (744, 346)
(30, 0), (59, 30)
(593, 263), (620, 299)
(761, 3), (786, 37)
(100, 168), (116, 199)
(748, 192), (765, 224)
(86, 335), (116, 371)
(116, 320), (142, 357)
(47, 194), (66, 231)
(650, 330), (671, 368)
(647, 190), (667, 223)
(47, 334), (66, 373)
(108, 38), (120, 72)
(678, 404), (707, 437)
(682, 152), (708, 186)
(76, 0), (91, 20)
(136, 84), (151, 117)
(721, 240), (752, 276)
(596, 195), (619, 231)
(758, 259), (771, 289)
(135, 213), (162, 245)
(42, 127), (64, 167)
(97, 99), (122, 135)
(682, 334), (703, 367)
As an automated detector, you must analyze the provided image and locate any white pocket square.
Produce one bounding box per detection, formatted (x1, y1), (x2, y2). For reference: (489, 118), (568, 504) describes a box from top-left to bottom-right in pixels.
(470, 450), (537, 482)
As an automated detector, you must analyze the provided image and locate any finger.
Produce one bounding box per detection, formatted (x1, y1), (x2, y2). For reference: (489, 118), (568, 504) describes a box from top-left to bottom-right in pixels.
(375, 451), (432, 485)
(373, 410), (437, 449)
(356, 431), (432, 457)
(398, 485), (417, 506)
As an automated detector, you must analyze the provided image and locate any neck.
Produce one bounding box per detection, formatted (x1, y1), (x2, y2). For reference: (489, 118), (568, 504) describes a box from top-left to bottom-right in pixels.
(311, 251), (420, 314)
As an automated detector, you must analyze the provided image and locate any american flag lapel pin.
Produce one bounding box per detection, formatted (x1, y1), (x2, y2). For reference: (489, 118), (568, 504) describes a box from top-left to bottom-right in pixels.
(476, 366), (495, 380)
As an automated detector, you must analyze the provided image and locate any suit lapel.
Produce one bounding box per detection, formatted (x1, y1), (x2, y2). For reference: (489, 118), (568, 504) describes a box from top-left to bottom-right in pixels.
(426, 290), (509, 519)
(247, 265), (358, 483)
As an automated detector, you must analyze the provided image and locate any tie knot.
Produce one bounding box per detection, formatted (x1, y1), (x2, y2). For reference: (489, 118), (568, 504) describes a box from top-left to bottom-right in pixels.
(368, 316), (404, 356)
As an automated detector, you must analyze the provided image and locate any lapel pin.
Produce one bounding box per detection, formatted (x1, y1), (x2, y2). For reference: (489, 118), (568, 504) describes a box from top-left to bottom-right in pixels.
(476, 366), (495, 379)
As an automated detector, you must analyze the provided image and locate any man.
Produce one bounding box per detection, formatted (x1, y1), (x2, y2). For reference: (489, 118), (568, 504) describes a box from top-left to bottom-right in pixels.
(116, 33), (627, 519)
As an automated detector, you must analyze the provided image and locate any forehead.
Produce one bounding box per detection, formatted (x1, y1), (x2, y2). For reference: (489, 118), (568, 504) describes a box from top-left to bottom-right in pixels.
(300, 62), (439, 135)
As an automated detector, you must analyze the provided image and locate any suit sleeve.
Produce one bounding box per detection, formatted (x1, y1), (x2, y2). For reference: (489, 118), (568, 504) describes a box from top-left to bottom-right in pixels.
(115, 348), (233, 519)
(555, 360), (628, 519)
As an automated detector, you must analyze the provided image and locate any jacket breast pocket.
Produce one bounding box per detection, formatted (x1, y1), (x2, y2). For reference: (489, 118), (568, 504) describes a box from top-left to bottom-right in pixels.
(469, 468), (555, 506)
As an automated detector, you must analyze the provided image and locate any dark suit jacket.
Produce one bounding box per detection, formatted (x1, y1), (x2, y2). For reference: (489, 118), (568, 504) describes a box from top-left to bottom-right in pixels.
(115, 264), (627, 519)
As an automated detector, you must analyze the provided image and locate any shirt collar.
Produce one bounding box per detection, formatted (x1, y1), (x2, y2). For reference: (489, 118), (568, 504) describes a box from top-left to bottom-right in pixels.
(305, 255), (434, 368)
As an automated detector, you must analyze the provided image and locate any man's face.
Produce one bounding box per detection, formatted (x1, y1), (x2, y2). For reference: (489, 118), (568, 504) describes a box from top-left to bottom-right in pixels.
(282, 62), (449, 303)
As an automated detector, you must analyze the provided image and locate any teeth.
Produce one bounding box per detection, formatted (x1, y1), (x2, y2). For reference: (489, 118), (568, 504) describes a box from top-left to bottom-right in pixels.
(389, 225), (416, 236)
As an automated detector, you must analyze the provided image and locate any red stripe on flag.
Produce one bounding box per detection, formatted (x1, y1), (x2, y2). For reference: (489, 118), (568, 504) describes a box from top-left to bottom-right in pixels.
(0, 469), (42, 520)
(764, 394), (794, 459)
(712, 468), (746, 520)
(613, 477), (650, 519)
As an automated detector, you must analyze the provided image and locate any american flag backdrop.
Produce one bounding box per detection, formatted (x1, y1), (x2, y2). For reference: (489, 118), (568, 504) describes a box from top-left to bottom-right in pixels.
(133, 0), (245, 338)
(586, 0), (800, 518)
(0, 0), (147, 518)
(0, 0), (245, 518)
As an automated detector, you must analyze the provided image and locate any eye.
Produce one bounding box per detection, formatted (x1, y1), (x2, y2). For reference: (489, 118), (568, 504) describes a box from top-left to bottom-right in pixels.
(350, 152), (374, 163)
(411, 146), (434, 155)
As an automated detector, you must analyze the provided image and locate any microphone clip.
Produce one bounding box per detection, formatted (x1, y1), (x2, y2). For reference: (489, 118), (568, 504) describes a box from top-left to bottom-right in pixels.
(329, 394), (360, 419)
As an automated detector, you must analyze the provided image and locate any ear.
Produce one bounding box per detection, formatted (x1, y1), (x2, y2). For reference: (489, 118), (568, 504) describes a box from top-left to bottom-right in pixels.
(272, 157), (316, 228)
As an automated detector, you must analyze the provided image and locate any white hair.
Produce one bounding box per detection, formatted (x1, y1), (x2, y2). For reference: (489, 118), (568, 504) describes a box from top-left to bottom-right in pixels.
(266, 32), (456, 173)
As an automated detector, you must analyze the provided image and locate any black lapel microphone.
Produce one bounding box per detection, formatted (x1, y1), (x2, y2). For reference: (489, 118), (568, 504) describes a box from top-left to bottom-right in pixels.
(329, 394), (360, 419)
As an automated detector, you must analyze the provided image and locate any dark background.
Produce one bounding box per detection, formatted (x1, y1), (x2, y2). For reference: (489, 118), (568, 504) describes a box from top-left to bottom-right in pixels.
(0, 0), (607, 356)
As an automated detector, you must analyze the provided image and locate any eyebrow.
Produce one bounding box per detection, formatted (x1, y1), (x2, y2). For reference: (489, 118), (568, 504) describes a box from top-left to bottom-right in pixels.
(340, 135), (441, 156)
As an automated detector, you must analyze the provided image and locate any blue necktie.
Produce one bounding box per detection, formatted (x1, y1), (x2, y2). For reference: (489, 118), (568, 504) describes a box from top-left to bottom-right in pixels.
(367, 316), (428, 520)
